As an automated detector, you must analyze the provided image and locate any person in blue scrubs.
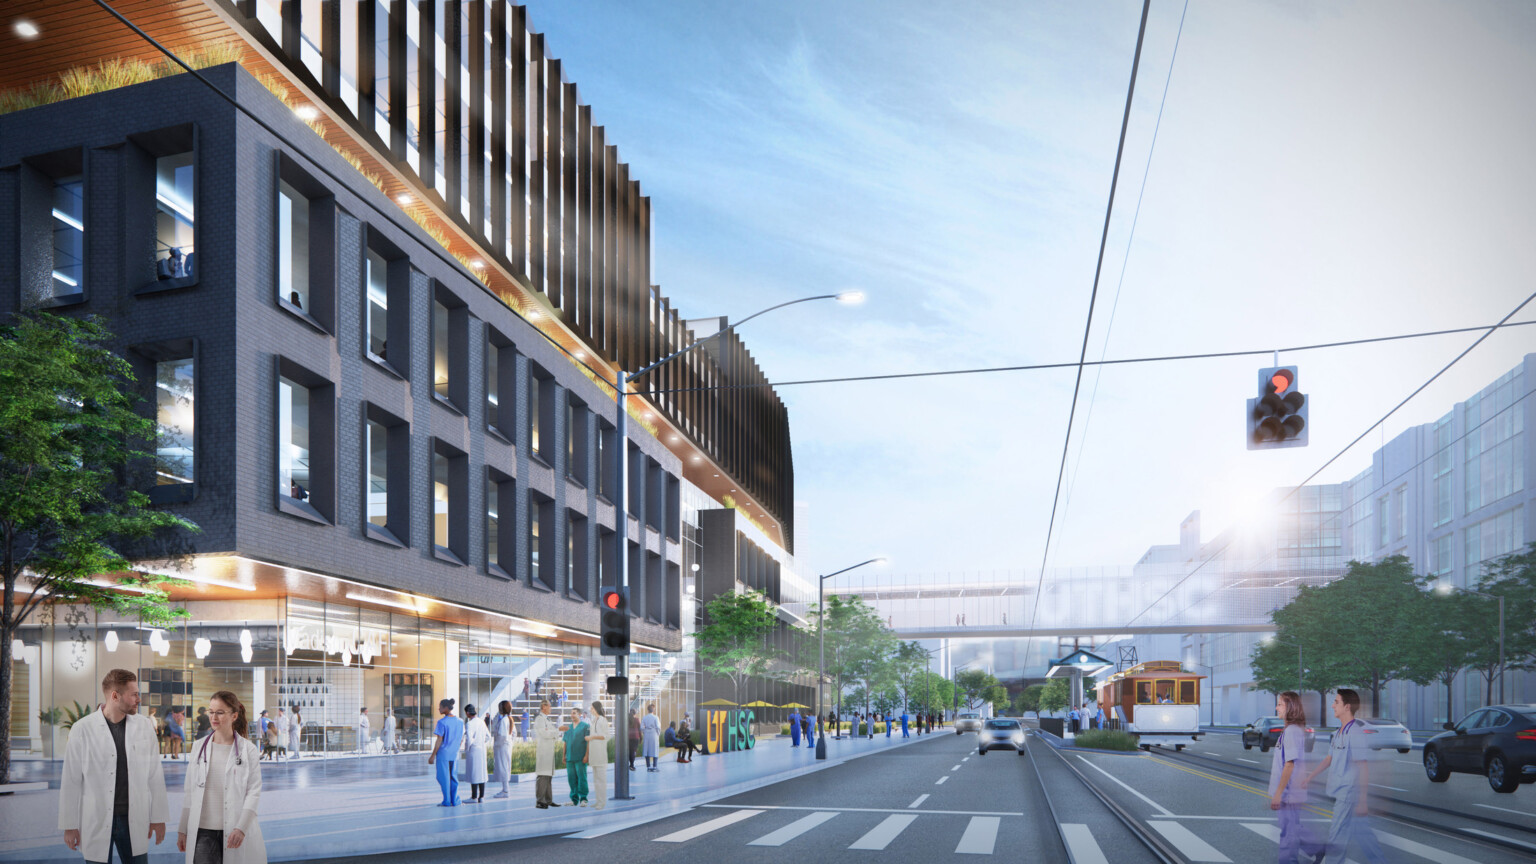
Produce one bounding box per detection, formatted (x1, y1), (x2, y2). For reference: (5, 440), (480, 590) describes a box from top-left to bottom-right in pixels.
(886, 711), (893, 737)
(900, 711), (910, 737)
(426, 698), (465, 806)
(519, 708), (530, 742)
(788, 709), (801, 747)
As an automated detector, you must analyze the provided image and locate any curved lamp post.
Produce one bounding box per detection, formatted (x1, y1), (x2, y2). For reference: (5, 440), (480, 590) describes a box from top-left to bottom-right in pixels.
(611, 292), (860, 799)
(815, 557), (886, 760)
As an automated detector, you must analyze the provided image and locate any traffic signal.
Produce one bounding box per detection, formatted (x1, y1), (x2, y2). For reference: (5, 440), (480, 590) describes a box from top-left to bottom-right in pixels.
(599, 587), (630, 656)
(1247, 366), (1308, 449)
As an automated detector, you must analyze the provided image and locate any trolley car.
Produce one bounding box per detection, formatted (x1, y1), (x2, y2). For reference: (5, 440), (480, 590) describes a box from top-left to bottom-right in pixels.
(1096, 660), (1205, 751)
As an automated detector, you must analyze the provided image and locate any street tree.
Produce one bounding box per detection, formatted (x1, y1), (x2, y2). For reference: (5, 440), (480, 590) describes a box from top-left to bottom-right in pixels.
(1322, 556), (1426, 714)
(1015, 684), (1044, 717)
(887, 641), (929, 713)
(955, 668), (1002, 711)
(906, 670), (954, 714)
(1251, 581), (1343, 725)
(987, 685), (1010, 712)
(839, 597), (897, 722)
(1, 312), (198, 784)
(1038, 678), (1069, 715)
(1476, 541), (1536, 693)
(696, 588), (781, 705)
(1404, 587), (1481, 715)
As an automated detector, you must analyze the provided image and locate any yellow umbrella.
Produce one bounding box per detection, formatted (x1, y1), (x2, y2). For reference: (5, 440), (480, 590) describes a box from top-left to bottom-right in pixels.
(780, 702), (811, 710)
(741, 701), (777, 708)
(699, 698), (738, 707)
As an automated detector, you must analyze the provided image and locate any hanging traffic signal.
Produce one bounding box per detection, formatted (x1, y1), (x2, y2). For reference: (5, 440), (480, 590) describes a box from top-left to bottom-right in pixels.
(1247, 366), (1308, 449)
(599, 587), (630, 656)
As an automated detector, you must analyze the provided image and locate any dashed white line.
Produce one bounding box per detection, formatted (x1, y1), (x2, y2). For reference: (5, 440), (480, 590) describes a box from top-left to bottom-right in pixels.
(1236, 757), (1261, 764)
(962, 756), (970, 761)
(907, 794), (929, 809)
(1474, 802), (1531, 817)
(952, 764), (962, 771)
(1203, 751), (1222, 756)
(935, 775), (950, 785)
(1370, 783), (1407, 792)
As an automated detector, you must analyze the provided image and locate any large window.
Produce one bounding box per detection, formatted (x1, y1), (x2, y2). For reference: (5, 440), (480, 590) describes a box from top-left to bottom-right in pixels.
(431, 440), (466, 563)
(51, 175), (84, 300)
(433, 450), (450, 550)
(487, 477), (501, 571)
(373, 0), (391, 141)
(433, 299), (450, 400)
(1464, 507), (1524, 574)
(155, 152), (195, 280)
(155, 359), (195, 487)
(367, 420), (389, 530)
(363, 405), (407, 545)
(366, 248), (391, 362)
(279, 376), (311, 502)
(1463, 367), (1526, 514)
(278, 180), (311, 311)
(529, 368), (544, 454)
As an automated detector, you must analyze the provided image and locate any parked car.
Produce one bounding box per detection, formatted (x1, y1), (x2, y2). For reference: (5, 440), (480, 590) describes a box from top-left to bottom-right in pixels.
(1358, 717), (1413, 753)
(1242, 716), (1316, 753)
(1422, 704), (1536, 793)
(978, 718), (1025, 755)
(954, 712), (983, 734)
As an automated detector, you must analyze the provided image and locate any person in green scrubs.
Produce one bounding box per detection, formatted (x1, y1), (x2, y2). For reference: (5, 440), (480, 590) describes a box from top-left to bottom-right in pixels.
(562, 708), (590, 806)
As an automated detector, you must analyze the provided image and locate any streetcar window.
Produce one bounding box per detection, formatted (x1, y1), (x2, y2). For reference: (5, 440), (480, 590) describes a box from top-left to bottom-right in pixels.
(1136, 682), (1153, 704)
(1179, 680), (1196, 704)
(1156, 680), (1175, 702)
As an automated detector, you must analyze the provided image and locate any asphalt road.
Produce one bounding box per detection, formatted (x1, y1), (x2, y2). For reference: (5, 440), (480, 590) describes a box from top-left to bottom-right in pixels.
(306, 729), (1159, 863)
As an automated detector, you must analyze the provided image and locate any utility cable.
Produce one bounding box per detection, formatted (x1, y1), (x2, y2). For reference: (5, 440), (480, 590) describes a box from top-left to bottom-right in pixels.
(1022, 0), (1154, 675)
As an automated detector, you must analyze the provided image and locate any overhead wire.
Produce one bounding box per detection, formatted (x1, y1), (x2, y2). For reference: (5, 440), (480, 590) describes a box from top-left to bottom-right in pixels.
(1022, 0), (1155, 675)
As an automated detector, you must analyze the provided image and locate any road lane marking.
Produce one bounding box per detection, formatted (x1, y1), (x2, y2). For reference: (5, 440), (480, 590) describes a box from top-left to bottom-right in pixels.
(1369, 783), (1407, 792)
(907, 795), (929, 809)
(1060, 824), (1109, 864)
(1074, 754), (1173, 816)
(1146, 756), (1331, 818)
(1151, 814), (1329, 822)
(1464, 828), (1536, 852)
(1147, 821), (1233, 862)
(1396, 759), (1420, 766)
(1236, 757), (1260, 764)
(1374, 829), (1480, 864)
(1203, 751), (1222, 756)
(962, 756), (970, 761)
(955, 816), (1000, 855)
(747, 811), (838, 847)
(849, 814), (918, 850)
(952, 764), (962, 771)
(701, 804), (1024, 817)
(1473, 803), (1531, 817)
(653, 809), (764, 843)
(936, 775), (950, 785)
(1241, 822), (1279, 842)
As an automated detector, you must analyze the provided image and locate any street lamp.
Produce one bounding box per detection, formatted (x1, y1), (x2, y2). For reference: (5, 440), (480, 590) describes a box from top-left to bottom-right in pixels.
(1436, 582), (1505, 704)
(816, 557), (886, 760)
(611, 292), (857, 798)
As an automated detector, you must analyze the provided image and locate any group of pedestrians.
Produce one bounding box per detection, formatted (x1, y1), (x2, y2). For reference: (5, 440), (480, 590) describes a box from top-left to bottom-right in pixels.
(1067, 703), (1107, 733)
(1267, 688), (1387, 864)
(60, 669), (267, 864)
(787, 708), (945, 746)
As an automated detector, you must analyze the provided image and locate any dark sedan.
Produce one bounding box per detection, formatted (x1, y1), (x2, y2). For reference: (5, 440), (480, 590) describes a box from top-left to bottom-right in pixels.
(1423, 704), (1536, 793)
(1241, 717), (1316, 753)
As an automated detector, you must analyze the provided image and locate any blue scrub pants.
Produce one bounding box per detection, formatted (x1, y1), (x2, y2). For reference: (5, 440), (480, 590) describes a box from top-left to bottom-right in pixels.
(436, 757), (459, 805)
(901, 719), (909, 737)
(1322, 798), (1386, 864)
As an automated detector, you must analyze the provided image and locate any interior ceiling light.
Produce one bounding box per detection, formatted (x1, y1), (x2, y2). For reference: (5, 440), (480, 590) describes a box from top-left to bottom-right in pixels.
(14, 20), (40, 39)
(293, 105), (319, 121)
(104, 631), (119, 652)
(396, 193), (413, 205)
(194, 637), (211, 659)
(471, 259), (486, 268)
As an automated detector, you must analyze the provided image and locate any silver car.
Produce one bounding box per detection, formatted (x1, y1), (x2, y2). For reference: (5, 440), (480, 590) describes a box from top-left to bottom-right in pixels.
(954, 712), (983, 734)
(1359, 717), (1413, 753)
(979, 718), (1026, 754)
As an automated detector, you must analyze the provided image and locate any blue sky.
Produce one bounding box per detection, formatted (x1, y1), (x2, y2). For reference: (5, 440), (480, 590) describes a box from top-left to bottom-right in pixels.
(523, 0), (1536, 579)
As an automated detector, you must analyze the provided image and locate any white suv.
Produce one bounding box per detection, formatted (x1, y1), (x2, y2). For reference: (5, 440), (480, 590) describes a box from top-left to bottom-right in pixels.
(955, 712), (983, 734)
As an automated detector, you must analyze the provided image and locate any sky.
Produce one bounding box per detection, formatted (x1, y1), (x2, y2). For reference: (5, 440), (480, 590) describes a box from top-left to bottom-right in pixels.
(520, 0), (1536, 581)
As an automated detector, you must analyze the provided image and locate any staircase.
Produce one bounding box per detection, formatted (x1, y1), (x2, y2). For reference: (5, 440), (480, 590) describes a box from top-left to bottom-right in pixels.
(503, 660), (675, 721)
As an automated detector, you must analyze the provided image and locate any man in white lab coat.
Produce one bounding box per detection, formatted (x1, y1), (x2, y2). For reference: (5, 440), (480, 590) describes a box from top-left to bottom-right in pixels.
(59, 669), (169, 864)
(355, 708), (370, 754)
(274, 708), (290, 761)
(532, 700), (565, 809)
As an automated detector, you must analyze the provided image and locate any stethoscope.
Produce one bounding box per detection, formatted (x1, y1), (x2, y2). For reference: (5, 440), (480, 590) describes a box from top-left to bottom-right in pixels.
(194, 733), (243, 786)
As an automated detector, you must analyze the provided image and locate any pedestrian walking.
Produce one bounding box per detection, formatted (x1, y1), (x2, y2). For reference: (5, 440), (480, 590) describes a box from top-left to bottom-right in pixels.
(176, 691), (266, 864)
(271, 710), (287, 762)
(287, 709), (301, 758)
(255, 711), (271, 761)
(426, 699), (464, 807)
(59, 669), (169, 864)
(165, 710), (187, 760)
(563, 708), (590, 806)
(462, 705), (490, 804)
(521, 678), (530, 701)
(867, 713), (874, 739)
(491, 701), (513, 799)
(195, 708), (211, 740)
(586, 702), (610, 809)
(382, 709), (397, 754)
(355, 708), (370, 755)
(886, 711), (893, 738)
(640, 704), (661, 772)
(800, 713), (812, 746)
(788, 708), (801, 747)
(532, 700), (562, 809)
(1269, 691), (1323, 864)
(900, 710), (910, 738)
(627, 710), (642, 771)
(1305, 689), (1388, 864)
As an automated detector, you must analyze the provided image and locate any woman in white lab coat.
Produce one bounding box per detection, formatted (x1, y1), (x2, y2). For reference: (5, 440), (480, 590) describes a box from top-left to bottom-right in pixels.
(462, 704), (491, 803)
(585, 702), (610, 810)
(177, 691), (266, 864)
(491, 700), (514, 798)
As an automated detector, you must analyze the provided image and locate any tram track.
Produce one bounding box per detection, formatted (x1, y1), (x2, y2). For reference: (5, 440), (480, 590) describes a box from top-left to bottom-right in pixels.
(1156, 745), (1536, 856)
(1026, 732), (1184, 863)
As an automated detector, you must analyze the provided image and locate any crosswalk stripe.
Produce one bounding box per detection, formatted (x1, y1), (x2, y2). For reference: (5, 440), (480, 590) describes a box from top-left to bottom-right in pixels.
(1240, 823), (1279, 843)
(1060, 824), (1109, 864)
(747, 811), (838, 847)
(1374, 830), (1481, 864)
(653, 809), (764, 843)
(849, 814), (918, 850)
(1147, 820), (1232, 862)
(955, 816), (1000, 855)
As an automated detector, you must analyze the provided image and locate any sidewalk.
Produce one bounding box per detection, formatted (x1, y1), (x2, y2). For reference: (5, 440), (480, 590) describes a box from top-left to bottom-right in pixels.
(0, 731), (932, 862)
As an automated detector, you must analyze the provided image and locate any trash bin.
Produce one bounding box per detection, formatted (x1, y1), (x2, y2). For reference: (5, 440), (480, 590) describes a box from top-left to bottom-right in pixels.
(1039, 717), (1065, 738)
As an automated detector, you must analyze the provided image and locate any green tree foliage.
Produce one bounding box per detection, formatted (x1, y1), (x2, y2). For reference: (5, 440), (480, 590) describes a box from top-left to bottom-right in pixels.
(696, 589), (782, 704)
(1038, 678), (1069, 715)
(887, 641), (930, 713)
(903, 670), (954, 714)
(987, 685), (1010, 711)
(1015, 684), (1044, 716)
(955, 668), (1002, 710)
(805, 595), (893, 718)
(1, 313), (199, 784)
(1475, 542), (1536, 699)
(1403, 588), (1481, 719)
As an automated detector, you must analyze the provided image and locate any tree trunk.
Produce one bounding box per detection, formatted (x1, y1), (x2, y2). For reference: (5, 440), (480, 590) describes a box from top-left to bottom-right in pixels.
(1, 626), (12, 785)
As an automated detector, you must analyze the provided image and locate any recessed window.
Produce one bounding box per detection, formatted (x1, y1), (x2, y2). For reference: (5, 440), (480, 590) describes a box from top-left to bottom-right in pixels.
(51, 175), (84, 300)
(530, 500), (541, 583)
(155, 152), (195, 280)
(433, 299), (450, 399)
(486, 340), (500, 424)
(155, 358), (195, 487)
(529, 368), (543, 454)
(366, 248), (390, 360)
(279, 376), (311, 503)
(362, 404), (407, 545)
(434, 450), (450, 549)
(530, 491), (555, 590)
(487, 477), (501, 570)
(431, 439), (467, 563)
(367, 419), (389, 529)
(567, 511), (589, 600)
(431, 282), (468, 410)
(278, 179), (311, 311)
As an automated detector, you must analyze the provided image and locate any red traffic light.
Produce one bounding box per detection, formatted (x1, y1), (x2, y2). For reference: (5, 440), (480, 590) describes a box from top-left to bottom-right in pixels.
(1270, 370), (1293, 395)
(603, 591), (622, 610)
